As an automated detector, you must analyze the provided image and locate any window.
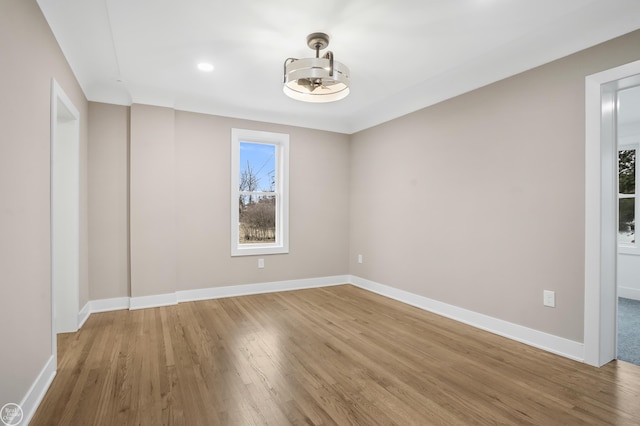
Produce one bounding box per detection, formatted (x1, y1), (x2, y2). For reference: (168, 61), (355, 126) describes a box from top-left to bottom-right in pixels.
(231, 129), (289, 256)
(618, 145), (637, 249)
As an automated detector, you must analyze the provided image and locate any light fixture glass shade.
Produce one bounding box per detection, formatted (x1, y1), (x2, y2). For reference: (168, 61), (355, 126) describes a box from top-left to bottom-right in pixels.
(283, 57), (350, 103)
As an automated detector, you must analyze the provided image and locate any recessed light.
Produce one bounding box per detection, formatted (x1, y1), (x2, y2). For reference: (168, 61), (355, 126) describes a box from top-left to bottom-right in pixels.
(197, 62), (214, 72)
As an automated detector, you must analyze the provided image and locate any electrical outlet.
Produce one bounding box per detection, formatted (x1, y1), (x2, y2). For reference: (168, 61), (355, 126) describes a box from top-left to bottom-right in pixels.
(357, 254), (363, 264)
(543, 290), (556, 308)
(258, 258), (264, 269)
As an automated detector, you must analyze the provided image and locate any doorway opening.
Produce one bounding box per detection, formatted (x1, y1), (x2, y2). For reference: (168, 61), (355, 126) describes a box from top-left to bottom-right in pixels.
(616, 84), (640, 365)
(585, 61), (640, 367)
(50, 80), (80, 364)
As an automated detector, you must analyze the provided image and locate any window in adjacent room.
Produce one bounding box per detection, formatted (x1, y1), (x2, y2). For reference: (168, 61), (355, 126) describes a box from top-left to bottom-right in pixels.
(618, 145), (637, 248)
(231, 129), (289, 256)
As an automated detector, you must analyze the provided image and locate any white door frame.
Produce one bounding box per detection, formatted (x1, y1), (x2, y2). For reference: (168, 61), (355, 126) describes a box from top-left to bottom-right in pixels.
(50, 79), (80, 361)
(584, 60), (640, 366)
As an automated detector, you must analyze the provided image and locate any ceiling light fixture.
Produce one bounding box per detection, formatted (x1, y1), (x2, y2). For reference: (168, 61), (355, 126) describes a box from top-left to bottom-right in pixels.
(283, 32), (350, 103)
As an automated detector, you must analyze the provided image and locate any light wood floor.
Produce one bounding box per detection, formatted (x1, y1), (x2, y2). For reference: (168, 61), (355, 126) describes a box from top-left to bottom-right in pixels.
(32, 285), (640, 425)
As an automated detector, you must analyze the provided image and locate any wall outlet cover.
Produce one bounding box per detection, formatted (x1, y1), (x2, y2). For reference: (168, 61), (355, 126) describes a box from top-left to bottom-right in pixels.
(543, 290), (556, 308)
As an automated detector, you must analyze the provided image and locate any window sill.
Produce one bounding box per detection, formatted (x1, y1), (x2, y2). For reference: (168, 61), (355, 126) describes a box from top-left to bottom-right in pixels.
(619, 246), (640, 256)
(231, 244), (289, 257)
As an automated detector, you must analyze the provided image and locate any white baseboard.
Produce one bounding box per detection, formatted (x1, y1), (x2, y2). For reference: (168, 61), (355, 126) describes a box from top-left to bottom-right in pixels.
(78, 302), (91, 328)
(90, 296), (131, 313)
(618, 286), (640, 301)
(177, 275), (349, 302)
(78, 297), (131, 328)
(349, 275), (585, 362)
(20, 355), (56, 426)
(127, 276), (350, 310)
(80, 275), (583, 363)
(129, 292), (177, 310)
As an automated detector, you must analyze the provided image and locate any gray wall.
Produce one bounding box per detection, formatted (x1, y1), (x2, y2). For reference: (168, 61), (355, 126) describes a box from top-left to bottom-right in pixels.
(0, 0), (89, 407)
(349, 30), (640, 343)
(173, 111), (350, 289)
(88, 103), (130, 300)
(89, 104), (350, 299)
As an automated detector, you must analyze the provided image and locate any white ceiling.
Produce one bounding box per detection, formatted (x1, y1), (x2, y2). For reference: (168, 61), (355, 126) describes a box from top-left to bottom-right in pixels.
(37, 0), (640, 134)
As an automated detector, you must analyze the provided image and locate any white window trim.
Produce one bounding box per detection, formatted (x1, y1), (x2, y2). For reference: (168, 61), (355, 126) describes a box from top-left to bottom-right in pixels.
(618, 141), (638, 256)
(231, 128), (289, 256)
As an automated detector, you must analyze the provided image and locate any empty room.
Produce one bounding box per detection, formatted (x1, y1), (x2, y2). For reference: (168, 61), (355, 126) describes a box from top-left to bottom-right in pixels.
(3, 0), (640, 424)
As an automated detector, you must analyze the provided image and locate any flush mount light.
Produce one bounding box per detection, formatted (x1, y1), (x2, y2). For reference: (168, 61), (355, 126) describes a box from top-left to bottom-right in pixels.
(283, 32), (350, 103)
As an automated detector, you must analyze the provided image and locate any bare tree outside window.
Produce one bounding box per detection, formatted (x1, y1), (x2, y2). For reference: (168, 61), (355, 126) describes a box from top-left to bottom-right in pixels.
(238, 143), (276, 244)
(619, 149), (636, 244)
(231, 128), (289, 256)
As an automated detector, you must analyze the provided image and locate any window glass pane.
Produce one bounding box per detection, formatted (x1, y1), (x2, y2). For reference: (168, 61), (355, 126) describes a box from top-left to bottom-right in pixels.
(239, 195), (276, 244)
(240, 142), (276, 192)
(619, 149), (635, 195)
(231, 128), (288, 256)
(619, 198), (635, 244)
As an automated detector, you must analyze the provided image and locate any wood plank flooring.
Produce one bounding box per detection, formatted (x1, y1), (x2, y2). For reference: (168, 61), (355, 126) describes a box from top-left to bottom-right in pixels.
(31, 285), (640, 425)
